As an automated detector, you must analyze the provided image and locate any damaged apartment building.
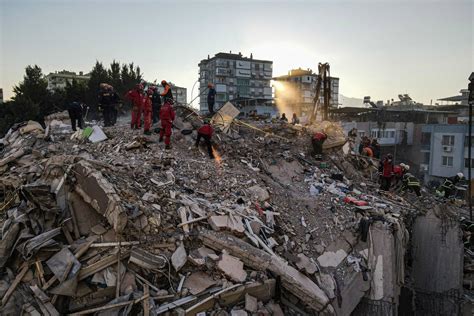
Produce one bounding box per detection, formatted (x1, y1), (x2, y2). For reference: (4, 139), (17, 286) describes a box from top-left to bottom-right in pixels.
(334, 93), (472, 185)
(0, 103), (471, 315)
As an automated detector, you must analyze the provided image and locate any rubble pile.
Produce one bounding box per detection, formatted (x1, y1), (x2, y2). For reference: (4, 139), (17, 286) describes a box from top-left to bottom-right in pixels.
(0, 108), (470, 315)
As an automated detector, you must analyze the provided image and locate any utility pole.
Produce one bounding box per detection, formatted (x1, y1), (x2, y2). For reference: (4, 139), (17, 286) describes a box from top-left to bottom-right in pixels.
(468, 72), (474, 221)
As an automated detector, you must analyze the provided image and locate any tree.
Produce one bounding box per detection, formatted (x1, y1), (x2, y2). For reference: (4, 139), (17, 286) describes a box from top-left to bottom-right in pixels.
(86, 61), (110, 109)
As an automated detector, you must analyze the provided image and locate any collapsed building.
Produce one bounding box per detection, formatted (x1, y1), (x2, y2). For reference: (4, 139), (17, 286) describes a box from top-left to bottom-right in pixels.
(0, 104), (472, 315)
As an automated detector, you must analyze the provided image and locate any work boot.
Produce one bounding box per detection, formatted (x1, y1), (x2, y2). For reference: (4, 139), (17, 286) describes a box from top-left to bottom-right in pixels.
(165, 144), (171, 150)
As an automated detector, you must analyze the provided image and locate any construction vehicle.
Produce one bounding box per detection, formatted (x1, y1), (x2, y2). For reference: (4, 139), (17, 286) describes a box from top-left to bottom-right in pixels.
(310, 62), (331, 123)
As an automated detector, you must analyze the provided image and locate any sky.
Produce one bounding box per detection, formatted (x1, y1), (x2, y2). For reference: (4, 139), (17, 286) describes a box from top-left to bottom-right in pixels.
(0, 0), (472, 106)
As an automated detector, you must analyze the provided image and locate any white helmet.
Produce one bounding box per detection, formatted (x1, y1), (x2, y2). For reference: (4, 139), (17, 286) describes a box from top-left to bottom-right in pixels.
(400, 163), (410, 171)
(457, 172), (464, 178)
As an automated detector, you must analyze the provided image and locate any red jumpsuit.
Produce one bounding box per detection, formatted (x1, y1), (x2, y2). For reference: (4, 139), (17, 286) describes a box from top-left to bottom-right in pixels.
(159, 102), (175, 145)
(125, 89), (143, 129)
(143, 95), (152, 133)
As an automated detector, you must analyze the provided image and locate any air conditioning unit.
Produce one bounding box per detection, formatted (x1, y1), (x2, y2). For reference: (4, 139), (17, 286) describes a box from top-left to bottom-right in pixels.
(443, 146), (453, 152)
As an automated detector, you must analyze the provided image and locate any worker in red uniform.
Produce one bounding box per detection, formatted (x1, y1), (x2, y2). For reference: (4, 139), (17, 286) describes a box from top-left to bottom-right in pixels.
(362, 146), (374, 157)
(125, 84), (144, 129)
(142, 88), (153, 135)
(392, 163), (409, 188)
(160, 80), (174, 104)
(159, 96), (175, 150)
(196, 119), (215, 159)
(379, 154), (394, 191)
(312, 130), (328, 160)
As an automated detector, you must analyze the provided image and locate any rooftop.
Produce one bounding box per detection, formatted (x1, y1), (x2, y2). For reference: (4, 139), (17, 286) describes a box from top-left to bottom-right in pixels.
(199, 52), (272, 65)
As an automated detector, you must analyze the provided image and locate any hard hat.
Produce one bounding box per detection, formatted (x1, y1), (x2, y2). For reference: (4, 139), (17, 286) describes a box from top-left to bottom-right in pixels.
(457, 172), (464, 178)
(208, 83), (213, 88)
(161, 80), (167, 86)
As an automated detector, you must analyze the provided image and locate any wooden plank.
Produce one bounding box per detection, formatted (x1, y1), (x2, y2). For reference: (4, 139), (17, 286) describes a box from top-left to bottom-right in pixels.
(68, 294), (149, 315)
(2, 264), (29, 306)
(143, 285), (150, 316)
(178, 206), (190, 233)
(29, 285), (60, 316)
(78, 250), (130, 281)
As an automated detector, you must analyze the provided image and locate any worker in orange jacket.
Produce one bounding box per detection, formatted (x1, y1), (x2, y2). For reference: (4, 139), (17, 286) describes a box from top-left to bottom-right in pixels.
(143, 88), (153, 135)
(125, 84), (144, 129)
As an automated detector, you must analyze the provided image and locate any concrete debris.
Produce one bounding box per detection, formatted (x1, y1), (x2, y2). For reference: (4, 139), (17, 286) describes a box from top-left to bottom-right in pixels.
(0, 111), (468, 315)
(217, 251), (248, 282)
(171, 244), (187, 272)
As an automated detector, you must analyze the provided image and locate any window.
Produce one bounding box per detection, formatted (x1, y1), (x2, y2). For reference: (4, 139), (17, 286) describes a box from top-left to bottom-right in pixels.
(465, 158), (474, 168)
(442, 135), (455, 146)
(442, 156), (453, 167)
(358, 131), (366, 138)
(423, 152), (430, 164)
(464, 136), (474, 147)
(421, 132), (431, 145)
(237, 78), (249, 86)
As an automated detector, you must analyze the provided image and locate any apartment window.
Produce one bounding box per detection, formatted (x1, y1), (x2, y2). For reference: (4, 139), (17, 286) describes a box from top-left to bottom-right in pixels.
(442, 135), (455, 146)
(465, 158), (474, 168)
(237, 79), (249, 86)
(254, 64), (260, 70)
(464, 136), (474, 147)
(441, 156), (453, 167)
(423, 152), (430, 164)
(358, 131), (366, 138)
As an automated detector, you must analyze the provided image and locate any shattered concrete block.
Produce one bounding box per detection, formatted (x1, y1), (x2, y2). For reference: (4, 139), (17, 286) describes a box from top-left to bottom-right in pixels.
(73, 160), (127, 232)
(208, 215), (245, 235)
(142, 191), (158, 203)
(171, 245), (187, 272)
(295, 253), (318, 275)
(183, 271), (216, 295)
(217, 252), (247, 282)
(247, 185), (270, 202)
(245, 293), (258, 312)
(317, 273), (336, 299)
(317, 249), (348, 268)
(266, 302), (284, 316)
(230, 309), (248, 316)
(130, 247), (167, 270)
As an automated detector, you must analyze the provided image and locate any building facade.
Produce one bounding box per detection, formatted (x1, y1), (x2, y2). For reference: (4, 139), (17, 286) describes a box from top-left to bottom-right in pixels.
(421, 124), (472, 183)
(198, 52), (273, 113)
(45, 71), (90, 91)
(273, 68), (339, 117)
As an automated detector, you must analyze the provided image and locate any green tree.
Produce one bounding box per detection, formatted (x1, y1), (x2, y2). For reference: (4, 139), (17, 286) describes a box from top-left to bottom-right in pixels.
(86, 61), (110, 110)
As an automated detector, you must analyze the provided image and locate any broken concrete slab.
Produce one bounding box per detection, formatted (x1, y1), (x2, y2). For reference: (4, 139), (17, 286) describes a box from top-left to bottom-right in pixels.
(183, 272), (216, 295)
(217, 251), (247, 283)
(171, 245), (187, 272)
(208, 215), (245, 235)
(246, 185), (270, 202)
(317, 249), (348, 268)
(73, 160), (127, 232)
(245, 293), (258, 312)
(230, 309), (248, 316)
(129, 247), (167, 270)
(295, 253), (318, 275)
(200, 230), (329, 312)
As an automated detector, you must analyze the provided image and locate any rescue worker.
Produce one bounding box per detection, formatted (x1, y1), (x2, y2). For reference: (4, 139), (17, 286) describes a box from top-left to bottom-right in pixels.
(67, 101), (84, 131)
(401, 173), (421, 197)
(393, 163), (409, 188)
(98, 84), (115, 127)
(371, 138), (381, 159)
(379, 154), (393, 191)
(109, 86), (120, 126)
(159, 95), (176, 150)
(280, 113), (288, 122)
(291, 113), (300, 125)
(437, 172), (465, 198)
(207, 83), (216, 115)
(160, 80), (174, 104)
(150, 86), (162, 124)
(125, 84), (144, 129)
(362, 146), (374, 157)
(312, 130), (327, 160)
(195, 118), (215, 159)
(143, 89), (153, 135)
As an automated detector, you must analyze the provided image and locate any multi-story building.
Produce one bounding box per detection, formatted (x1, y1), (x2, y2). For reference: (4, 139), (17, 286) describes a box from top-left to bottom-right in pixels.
(420, 124), (472, 183)
(273, 68), (339, 117)
(45, 70), (90, 91)
(198, 52), (273, 114)
(154, 83), (187, 105)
